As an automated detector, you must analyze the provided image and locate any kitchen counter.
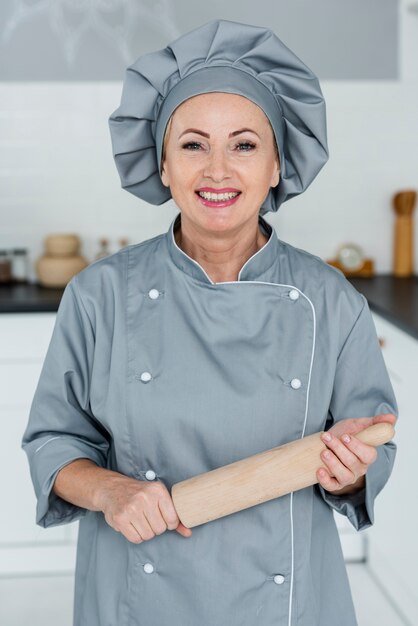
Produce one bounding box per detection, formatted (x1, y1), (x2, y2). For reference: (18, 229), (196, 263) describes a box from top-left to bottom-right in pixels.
(0, 274), (417, 340)
(0, 282), (64, 313)
(348, 275), (418, 340)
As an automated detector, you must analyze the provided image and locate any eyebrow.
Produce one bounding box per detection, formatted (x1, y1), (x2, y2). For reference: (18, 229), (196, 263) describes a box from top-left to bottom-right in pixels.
(178, 127), (260, 139)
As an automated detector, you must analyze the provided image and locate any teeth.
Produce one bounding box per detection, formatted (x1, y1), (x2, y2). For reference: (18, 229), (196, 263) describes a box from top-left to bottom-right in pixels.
(198, 191), (240, 201)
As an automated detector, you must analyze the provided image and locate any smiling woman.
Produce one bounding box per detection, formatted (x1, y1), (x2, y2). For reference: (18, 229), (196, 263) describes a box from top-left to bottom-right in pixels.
(22, 17), (398, 626)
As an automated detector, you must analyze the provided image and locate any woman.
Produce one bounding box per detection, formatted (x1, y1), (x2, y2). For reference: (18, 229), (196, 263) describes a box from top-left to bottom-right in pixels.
(22, 18), (397, 626)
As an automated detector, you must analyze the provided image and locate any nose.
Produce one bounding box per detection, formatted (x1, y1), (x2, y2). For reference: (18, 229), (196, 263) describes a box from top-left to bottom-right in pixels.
(203, 146), (232, 182)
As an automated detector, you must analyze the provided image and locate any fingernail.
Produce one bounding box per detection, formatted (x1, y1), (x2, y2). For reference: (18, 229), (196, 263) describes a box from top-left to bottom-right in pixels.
(342, 434), (350, 443)
(322, 432), (332, 442)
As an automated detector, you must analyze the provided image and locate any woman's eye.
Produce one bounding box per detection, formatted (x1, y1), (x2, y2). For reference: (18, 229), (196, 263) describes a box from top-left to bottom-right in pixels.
(182, 142), (201, 150)
(236, 141), (256, 151)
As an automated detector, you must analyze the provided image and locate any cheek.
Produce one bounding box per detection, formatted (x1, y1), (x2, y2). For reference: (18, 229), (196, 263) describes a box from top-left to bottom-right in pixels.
(168, 175), (197, 200)
(242, 164), (274, 192)
(174, 157), (200, 180)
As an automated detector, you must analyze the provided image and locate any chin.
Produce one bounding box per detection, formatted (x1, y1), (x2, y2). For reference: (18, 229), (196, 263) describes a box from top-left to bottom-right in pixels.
(200, 212), (239, 229)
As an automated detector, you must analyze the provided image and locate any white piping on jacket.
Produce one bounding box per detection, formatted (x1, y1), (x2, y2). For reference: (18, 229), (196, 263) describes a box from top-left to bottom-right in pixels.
(286, 290), (316, 625)
(237, 231), (273, 281)
(35, 436), (62, 453)
(215, 281), (316, 626)
(171, 223), (216, 284)
(170, 214), (275, 286)
(171, 224), (317, 626)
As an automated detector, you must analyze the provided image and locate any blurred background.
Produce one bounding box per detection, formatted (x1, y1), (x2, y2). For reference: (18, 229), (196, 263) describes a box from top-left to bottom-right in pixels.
(0, 1), (417, 625)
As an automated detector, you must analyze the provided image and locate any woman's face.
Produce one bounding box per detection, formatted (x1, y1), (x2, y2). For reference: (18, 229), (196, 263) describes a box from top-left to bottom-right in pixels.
(160, 92), (280, 235)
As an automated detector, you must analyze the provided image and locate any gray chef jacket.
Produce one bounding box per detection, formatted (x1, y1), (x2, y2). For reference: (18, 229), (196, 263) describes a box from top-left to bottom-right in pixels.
(22, 212), (398, 626)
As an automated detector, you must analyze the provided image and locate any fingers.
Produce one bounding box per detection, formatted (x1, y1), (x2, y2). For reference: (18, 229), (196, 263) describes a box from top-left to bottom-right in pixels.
(104, 480), (190, 544)
(318, 430), (377, 492)
(323, 431), (377, 466)
(317, 466), (343, 492)
(128, 520), (144, 544)
(372, 413), (397, 426)
(177, 522), (193, 537)
(122, 509), (164, 544)
(341, 433), (378, 465)
(158, 494), (181, 531)
(328, 413), (397, 440)
(317, 447), (358, 492)
(128, 488), (172, 542)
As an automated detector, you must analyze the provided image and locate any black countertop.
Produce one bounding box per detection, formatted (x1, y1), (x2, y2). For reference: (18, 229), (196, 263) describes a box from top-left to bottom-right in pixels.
(0, 275), (417, 340)
(347, 275), (418, 340)
(0, 282), (65, 313)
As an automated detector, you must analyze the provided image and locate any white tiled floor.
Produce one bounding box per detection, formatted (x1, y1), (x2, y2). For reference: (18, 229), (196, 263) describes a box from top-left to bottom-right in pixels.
(0, 564), (409, 626)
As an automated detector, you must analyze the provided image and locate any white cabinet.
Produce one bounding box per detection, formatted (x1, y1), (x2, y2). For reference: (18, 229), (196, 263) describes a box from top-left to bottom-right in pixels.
(0, 313), (78, 576)
(367, 312), (418, 626)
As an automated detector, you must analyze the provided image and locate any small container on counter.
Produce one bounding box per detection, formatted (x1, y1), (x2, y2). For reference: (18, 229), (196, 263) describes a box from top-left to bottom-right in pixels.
(36, 234), (88, 288)
(95, 238), (110, 260)
(0, 250), (12, 284)
(11, 248), (29, 283)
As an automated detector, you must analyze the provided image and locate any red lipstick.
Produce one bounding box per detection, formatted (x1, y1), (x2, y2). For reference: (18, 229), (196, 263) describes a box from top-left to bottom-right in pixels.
(197, 187), (241, 193)
(195, 188), (242, 208)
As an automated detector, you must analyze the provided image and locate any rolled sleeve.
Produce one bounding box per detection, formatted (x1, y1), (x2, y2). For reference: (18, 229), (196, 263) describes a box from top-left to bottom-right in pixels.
(21, 276), (110, 528)
(316, 293), (398, 531)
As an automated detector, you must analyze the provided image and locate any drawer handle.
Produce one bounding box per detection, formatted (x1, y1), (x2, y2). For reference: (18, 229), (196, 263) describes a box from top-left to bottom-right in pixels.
(378, 336), (385, 348)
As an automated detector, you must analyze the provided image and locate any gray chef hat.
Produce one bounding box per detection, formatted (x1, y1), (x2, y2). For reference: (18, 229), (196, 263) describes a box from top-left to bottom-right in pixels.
(109, 18), (329, 215)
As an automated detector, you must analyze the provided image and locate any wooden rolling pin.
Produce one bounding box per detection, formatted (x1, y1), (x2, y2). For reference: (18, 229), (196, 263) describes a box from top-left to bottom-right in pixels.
(171, 422), (395, 528)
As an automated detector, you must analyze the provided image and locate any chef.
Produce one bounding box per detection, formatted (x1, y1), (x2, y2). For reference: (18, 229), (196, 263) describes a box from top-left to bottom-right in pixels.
(22, 18), (398, 626)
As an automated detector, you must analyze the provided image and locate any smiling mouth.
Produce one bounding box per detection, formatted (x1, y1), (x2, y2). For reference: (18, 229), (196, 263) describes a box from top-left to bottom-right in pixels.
(195, 191), (242, 207)
(195, 191), (241, 209)
(196, 190), (241, 200)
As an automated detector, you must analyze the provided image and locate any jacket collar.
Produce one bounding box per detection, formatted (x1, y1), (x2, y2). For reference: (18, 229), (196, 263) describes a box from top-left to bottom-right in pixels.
(166, 212), (279, 284)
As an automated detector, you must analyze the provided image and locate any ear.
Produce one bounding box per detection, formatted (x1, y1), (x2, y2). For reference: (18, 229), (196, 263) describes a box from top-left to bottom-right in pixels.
(271, 160), (280, 188)
(160, 163), (169, 188)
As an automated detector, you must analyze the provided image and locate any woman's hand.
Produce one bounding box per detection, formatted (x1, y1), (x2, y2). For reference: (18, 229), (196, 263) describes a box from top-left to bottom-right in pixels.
(316, 413), (397, 496)
(96, 474), (192, 544)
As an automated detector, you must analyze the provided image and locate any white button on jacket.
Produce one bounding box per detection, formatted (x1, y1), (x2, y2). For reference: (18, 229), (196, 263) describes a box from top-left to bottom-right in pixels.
(274, 574), (285, 585)
(145, 470), (156, 481)
(21, 212), (398, 626)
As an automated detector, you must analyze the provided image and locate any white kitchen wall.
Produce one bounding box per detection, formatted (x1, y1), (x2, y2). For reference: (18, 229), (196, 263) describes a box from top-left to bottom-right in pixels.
(0, 0), (417, 282)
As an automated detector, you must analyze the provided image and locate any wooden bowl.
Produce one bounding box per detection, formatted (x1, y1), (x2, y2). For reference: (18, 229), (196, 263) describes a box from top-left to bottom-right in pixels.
(44, 234), (80, 258)
(36, 255), (88, 287)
